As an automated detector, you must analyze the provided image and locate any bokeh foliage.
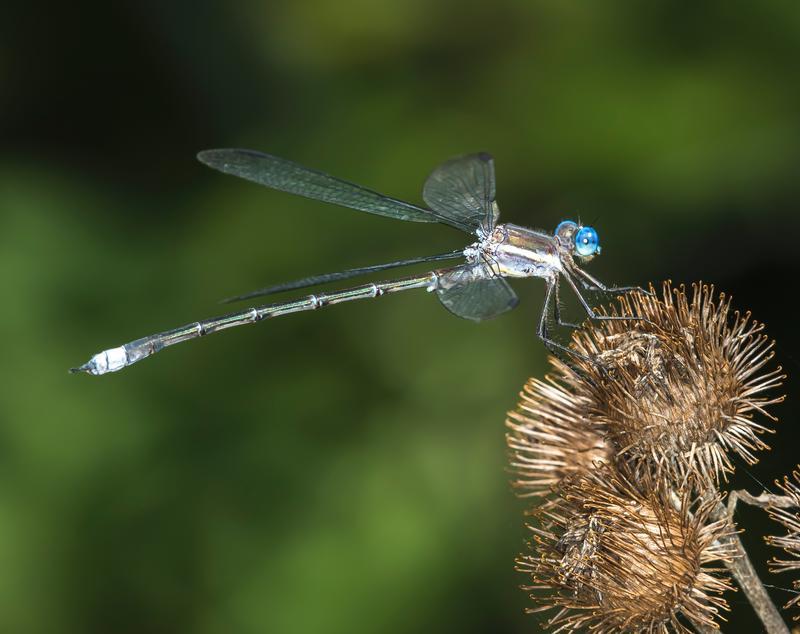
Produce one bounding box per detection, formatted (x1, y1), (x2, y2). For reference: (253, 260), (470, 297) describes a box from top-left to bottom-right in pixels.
(3, 1), (800, 632)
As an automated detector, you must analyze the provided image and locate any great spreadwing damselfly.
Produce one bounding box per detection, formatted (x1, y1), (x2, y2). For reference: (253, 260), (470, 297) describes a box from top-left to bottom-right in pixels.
(72, 149), (642, 376)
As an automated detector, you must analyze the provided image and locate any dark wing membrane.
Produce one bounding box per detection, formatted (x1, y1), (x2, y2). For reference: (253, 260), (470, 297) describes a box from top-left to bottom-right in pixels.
(198, 149), (467, 227)
(423, 153), (500, 235)
(436, 265), (518, 321)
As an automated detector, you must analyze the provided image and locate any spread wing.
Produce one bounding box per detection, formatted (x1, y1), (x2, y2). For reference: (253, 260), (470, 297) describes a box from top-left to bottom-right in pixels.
(436, 264), (518, 321)
(423, 152), (500, 235)
(198, 149), (473, 231)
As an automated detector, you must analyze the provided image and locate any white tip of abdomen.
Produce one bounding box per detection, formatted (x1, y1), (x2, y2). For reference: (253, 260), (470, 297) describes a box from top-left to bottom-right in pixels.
(70, 346), (128, 376)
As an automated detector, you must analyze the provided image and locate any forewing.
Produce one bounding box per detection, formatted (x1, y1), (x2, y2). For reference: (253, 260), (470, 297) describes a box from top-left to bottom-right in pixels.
(423, 153), (499, 234)
(436, 265), (518, 321)
(198, 149), (453, 225)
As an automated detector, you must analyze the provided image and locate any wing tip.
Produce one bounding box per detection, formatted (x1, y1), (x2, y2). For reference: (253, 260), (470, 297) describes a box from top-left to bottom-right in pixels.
(196, 149), (219, 165)
(197, 148), (266, 166)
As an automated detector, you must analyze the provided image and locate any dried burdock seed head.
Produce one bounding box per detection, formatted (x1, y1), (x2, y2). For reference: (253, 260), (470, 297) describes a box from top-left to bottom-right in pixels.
(569, 281), (784, 485)
(765, 466), (800, 619)
(517, 468), (735, 633)
(506, 371), (611, 498)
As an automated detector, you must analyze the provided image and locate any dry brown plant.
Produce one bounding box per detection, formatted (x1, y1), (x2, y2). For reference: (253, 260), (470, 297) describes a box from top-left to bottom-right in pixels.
(507, 282), (792, 633)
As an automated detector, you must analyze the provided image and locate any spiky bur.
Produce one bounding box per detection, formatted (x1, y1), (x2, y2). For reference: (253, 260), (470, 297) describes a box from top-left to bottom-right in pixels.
(516, 468), (735, 633)
(568, 282), (784, 486)
(506, 282), (787, 632)
(507, 372), (611, 499)
(765, 468), (800, 619)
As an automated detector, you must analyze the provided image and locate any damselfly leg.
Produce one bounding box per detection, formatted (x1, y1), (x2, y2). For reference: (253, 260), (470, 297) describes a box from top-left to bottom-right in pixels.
(562, 271), (645, 326)
(539, 272), (645, 369)
(553, 276), (582, 330)
(538, 278), (596, 364)
(572, 265), (653, 297)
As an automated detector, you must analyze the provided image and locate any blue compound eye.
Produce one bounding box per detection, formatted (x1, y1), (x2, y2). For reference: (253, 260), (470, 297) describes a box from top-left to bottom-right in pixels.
(574, 226), (599, 256)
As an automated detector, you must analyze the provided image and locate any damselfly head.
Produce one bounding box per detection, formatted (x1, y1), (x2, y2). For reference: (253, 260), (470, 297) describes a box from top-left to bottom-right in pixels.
(554, 220), (601, 261)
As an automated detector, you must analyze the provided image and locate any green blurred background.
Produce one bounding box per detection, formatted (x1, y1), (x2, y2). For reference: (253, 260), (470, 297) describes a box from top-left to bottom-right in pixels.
(3, 1), (800, 632)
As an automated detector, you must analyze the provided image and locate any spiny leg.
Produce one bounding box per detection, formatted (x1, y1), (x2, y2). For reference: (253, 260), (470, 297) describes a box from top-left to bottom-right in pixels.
(538, 278), (593, 363)
(562, 270), (645, 325)
(553, 276), (582, 330)
(538, 279), (613, 386)
(572, 265), (653, 296)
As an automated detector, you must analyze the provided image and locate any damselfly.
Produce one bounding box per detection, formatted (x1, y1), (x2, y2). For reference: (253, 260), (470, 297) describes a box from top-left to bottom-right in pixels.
(72, 150), (641, 376)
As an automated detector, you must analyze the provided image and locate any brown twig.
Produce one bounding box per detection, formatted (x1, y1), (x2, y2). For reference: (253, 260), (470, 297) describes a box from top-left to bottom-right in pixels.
(711, 496), (790, 634)
(729, 489), (799, 514)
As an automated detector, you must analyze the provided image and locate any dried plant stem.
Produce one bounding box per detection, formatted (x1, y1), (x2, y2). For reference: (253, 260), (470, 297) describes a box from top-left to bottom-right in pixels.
(709, 496), (789, 634)
(728, 489), (799, 513)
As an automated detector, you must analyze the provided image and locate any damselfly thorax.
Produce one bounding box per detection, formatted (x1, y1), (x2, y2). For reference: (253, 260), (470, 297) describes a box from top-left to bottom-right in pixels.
(478, 224), (563, 280)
